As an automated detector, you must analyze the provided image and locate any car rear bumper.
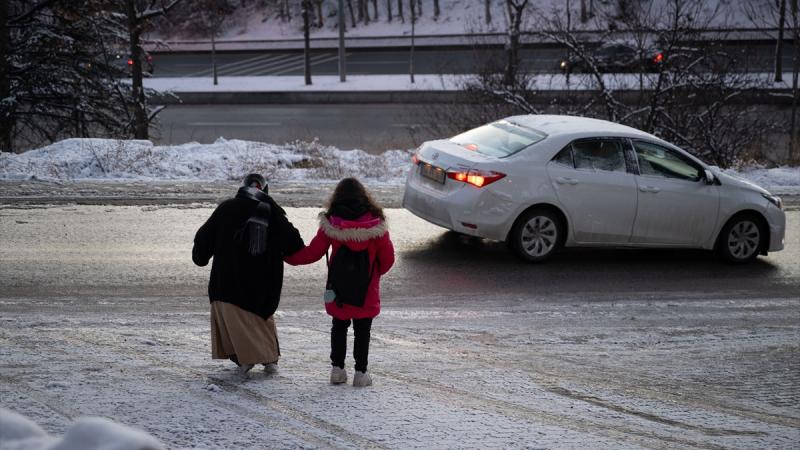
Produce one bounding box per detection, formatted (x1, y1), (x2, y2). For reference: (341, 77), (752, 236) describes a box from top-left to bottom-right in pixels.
(402, 166), (514, 241)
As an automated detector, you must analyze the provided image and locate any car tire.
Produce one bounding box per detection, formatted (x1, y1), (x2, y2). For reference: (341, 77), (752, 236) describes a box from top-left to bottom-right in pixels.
(509, 209), (564, 263)
(717, 213), (765, 263)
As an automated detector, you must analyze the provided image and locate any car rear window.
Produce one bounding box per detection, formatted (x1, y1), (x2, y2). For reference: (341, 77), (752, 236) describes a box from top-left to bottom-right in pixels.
(450, 120), (546, 158)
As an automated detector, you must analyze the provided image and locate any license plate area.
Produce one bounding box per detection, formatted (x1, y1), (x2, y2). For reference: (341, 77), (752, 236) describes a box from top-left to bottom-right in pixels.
(420, 162), (446, 184)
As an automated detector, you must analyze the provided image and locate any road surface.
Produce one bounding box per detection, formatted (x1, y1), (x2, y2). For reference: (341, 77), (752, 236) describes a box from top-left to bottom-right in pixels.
(0, 202), (798, 448)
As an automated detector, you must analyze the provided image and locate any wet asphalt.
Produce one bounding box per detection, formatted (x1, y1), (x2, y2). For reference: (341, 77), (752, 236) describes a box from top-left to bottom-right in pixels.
(0, 203), (797, 305)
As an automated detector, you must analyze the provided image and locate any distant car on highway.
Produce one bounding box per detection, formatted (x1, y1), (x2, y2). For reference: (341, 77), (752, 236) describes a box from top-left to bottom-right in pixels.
(559, 43), (664, 74)
(403, 115), (785, 263)
(112, 52), (154, 76)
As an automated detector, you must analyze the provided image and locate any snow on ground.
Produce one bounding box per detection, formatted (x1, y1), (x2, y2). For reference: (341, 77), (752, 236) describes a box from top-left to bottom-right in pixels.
(0, 138), (411, 185)
(1, 138), (797, 194)
(144, 74), (458, 92)
(153, 0), (767, 45)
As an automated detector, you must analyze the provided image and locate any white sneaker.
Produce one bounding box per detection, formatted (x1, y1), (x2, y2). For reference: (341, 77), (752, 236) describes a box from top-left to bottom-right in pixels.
(330, 366), (347, 384)
(263, 363), (278, 374)
(352, 370), (372, 387)
(238, 363), (255, 378)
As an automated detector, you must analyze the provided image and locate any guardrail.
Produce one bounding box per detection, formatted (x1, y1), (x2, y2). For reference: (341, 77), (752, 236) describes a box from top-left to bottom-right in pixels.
(147, 28), (786, 52)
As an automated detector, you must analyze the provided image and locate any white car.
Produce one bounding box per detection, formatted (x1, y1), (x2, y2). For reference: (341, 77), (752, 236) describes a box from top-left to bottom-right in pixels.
(403, 115), (786, 263)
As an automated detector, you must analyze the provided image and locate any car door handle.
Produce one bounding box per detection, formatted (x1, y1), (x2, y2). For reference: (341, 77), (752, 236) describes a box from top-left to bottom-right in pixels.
(639, 186), (661, 193)
(556, 177), (579, 185)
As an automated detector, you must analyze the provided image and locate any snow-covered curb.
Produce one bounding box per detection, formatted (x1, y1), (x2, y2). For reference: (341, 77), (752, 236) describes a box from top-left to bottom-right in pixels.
(0, 138), (412, 185)
(145, 74), (458, 92)
(1, 138), (797, 194)
(143, 73), (795, 94)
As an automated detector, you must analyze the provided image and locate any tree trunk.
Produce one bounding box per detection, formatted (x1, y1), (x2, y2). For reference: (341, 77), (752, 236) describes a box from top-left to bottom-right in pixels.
(303, 1), (312, 85)
(417, 0), (422, 16)
(434, 0), (440, 18)
(410, 0), (415, 83)
(504, 1), (528, 87)
(0, 0), (12, 152)
(386, 0), (392, 22)
(790, 0), (799, 162)
(357, 0), (364, 22)
(580, 0), (587, 22)
(485, 0), (491, 25)
(126, 0), (148, 140)
(372, 0), (378, 20)
(346, 0), (356, 27)
(316, 1), (323, 27)
(397, 0), (404, 22)
(776, 0), (786, 82)
(212, 30), (218, 85)
(339, 0), (346, 81)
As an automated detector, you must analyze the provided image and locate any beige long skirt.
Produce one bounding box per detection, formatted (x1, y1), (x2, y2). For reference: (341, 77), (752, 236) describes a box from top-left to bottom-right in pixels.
(210, 301), (280, 365)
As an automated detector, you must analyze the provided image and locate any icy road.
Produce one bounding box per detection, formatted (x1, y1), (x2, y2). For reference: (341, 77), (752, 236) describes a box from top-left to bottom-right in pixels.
(0, 203), (798, 449)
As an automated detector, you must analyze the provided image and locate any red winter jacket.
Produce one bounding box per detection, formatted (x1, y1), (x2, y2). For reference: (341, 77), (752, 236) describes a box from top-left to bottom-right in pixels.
(285, 212), (395, 320)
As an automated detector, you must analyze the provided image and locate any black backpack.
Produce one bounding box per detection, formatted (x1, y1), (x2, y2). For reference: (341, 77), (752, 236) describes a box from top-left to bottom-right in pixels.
(326, 246), (375, 308)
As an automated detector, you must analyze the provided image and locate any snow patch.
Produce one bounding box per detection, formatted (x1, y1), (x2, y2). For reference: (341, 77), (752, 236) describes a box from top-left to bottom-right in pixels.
(204, 383), (222, 393)
(0, 409), (164, 450)
(0, 138), (412, 185)
(2, 138), (796, 193)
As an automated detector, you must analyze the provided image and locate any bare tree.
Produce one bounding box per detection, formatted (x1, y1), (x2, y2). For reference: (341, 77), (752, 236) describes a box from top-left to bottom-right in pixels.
(347, 0), (356, 27)
(397, 0), (404, 22)
(302, 0), (312, 85)
(777, 0), (787, 82)
(196, 0), (234, 86)
(485, 0), (491, 25)
(504, 0), (529, 87)
(743, 0), (788, 82)
(451, 0), (781, 168)
(118, 0), (182, 139)
(314, 0), (324, 27)
(434, 0), (440, 19)
(789, 0), (799, 162)
(386, 0), (392, 22)
(372, 0), (378, 21)
(409, 0), (416, 83)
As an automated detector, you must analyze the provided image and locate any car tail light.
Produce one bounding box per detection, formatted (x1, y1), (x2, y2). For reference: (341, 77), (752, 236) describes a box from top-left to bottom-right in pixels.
(653, 52), (664, 64)
(411, 152), (419, 165)
(127, 59), (134, 65)
(447, 169), (506, 188)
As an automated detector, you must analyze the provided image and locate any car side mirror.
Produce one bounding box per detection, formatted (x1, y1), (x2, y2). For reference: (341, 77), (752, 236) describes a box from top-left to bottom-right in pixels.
(703, 169), (715, 185)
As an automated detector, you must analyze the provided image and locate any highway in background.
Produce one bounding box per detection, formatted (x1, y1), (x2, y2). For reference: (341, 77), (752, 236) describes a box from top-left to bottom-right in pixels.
(153, 103), (430, 151)
(151, 43), (793, 77)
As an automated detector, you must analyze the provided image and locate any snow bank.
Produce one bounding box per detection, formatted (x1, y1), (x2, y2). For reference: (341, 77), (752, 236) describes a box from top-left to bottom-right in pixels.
(143, 72), (793, 94)
(0, 408), (163, 450)
(1, 138), (796, 193)
(724, 167), (800, 192)
(144, 74), (458, 93)
(0, 138), (413, 184)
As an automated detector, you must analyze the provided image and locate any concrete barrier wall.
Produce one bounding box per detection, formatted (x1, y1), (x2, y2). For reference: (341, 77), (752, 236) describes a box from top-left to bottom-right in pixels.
(151, 89), (797, 106)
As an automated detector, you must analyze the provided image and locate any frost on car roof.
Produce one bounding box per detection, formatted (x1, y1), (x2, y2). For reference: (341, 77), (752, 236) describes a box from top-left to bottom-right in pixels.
(507, 115), (656, 140)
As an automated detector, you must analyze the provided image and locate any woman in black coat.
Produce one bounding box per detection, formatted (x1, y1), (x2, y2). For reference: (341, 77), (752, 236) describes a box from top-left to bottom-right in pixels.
(192, 174), (304, 377)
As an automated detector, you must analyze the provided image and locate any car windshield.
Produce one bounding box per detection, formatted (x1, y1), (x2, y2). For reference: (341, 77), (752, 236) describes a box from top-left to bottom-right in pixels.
(450, 121), (546, 158)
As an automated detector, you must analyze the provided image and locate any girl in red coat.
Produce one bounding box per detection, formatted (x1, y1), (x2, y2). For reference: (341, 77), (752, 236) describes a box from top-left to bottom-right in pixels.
(286, 178), (395, 387)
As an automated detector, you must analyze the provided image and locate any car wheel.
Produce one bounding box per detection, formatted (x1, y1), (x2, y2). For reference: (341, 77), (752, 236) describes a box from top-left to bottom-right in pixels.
(509, 209), (564, 263)
(718, 214), (764, 263)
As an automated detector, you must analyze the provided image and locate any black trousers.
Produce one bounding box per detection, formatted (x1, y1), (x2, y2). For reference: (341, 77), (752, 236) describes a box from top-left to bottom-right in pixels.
(331, 317), (373, 372)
